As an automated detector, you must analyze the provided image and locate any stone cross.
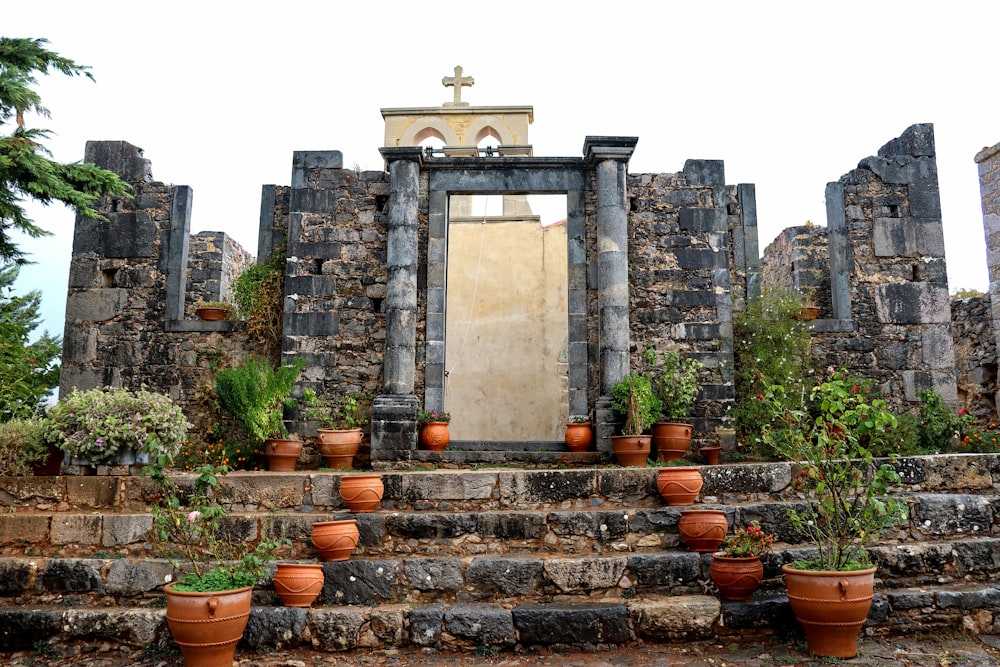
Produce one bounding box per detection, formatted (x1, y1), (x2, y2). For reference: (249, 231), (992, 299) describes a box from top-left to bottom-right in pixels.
(442, 65), (474, 106)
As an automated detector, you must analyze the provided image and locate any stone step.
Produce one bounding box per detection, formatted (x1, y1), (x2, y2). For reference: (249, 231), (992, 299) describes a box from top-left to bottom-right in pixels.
(2, 582), (998, 654)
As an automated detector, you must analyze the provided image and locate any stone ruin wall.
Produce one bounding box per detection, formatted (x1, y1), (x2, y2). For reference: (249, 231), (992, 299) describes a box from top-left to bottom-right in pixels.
(977, 142), (1000, 419)
(761, 225), (833, 316)
(59, 125), (1000, 450)
(186, 231), (253, 305)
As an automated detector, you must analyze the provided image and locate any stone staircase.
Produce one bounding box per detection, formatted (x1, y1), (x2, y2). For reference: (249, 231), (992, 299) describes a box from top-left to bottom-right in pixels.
(1, 453), (999, 656)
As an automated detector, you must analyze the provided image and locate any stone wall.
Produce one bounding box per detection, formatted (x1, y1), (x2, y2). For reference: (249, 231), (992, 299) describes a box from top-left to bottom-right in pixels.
(950, 294), (998, 421)
(761, 225), (833, 316)
(977, 142), (1000, 417)
(185, 231), (253, 306)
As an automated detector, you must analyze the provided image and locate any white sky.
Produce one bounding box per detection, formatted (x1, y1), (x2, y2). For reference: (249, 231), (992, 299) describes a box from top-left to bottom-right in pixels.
(6, 1), (998, 338)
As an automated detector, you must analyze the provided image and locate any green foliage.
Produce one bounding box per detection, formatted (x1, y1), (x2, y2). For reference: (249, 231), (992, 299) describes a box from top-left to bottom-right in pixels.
(144, 458), (289, 592)
(0, 37), (129, 264)
(45, 386), (190, 463)
(173, 426), (259, 471)
(0, 416), (48, 475)
(950, 287), (983, 299)
(416, 409), (451, 425)
(732, 287), (813, 457)
(611, 373), (660, 436)
(761, 369), (909, 571)
(0, 264), (59, 420)
(959, 421), (1000, 453)
(302, 388), (372, 430)
(232, 249), (285, 362)
(916, 389), (973, 452)
(642, 346), (704, 421)
(719, 521), (775, 558)
(214, 356), (304, 444)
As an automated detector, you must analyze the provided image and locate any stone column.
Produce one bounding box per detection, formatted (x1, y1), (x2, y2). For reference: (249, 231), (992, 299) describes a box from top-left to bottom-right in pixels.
(584, 137), (638, 451)
(371, 147), (422, 459)
(976, 142), (1000, 415)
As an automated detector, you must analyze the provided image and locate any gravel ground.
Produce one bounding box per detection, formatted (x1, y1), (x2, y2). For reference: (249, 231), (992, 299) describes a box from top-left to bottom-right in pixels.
(5, 635), (1000, 667)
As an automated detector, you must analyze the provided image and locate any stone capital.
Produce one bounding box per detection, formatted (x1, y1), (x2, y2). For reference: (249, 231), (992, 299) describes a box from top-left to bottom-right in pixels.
(583, 137), (638, 165)
(379, 147), (424, 165)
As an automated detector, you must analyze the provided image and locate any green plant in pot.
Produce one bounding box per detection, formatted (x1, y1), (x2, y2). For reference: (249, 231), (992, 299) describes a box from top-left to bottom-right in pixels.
(214, 356), (305, 471)
(302, 388), (372, 468)
(144, 456), (289, 664)
(0, 416), (56, 475)
(761, 368), (909, 659)
(610, 373), (659, 466)
(644, 346), (704, 462)
(44, 386), (190, 466)
(190, 300), (235, 321)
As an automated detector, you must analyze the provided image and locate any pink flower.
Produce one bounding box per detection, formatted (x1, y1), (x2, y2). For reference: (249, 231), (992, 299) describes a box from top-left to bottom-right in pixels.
(186, 511), (201, 522)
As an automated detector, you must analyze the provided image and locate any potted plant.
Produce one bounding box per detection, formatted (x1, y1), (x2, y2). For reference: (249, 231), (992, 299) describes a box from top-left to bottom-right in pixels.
(762, 368), (909, 658)
(710, 520), (775, 600)
(214, 356), (305, 471)
(644, 347), (704, 462)
(417, 409), (451, 451)
(0, 416), (59, 475)
(302, 388), (371, 468)
(45, 386), (190, 466)
(191, 300), (235, 321)
(145, 457), (289, 665)
(610, 373), (660, 466)
(564, 414), (593, 452)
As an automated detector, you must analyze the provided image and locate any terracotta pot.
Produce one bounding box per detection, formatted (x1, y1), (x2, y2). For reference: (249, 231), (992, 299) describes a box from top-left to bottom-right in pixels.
(32, 443), (64, 476)
(678, 509), (728, 552)
(317, 428), (363, 468)
(272, 563), (324, 607)
(339, 474), (384, 512)
(652, 422), (692, 462)
(420, 422), (450, 451)
(164, 583), (252, 667)
(564, 423), (593, 452)
(793, 306), (821, 321)
(710, 554), (764, 600)
(311, 519), (360, 562)
(195, 307), (229, 321)
(656, 466), (703, 505)
(782, 564), (876, 658)
(700, 446), (721, 465)
(264, 438), (302, 472)
(610, 435), (651, 467)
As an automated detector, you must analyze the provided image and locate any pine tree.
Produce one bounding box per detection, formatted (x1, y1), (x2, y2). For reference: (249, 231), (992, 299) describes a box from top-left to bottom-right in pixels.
(0, 37), (129, 264)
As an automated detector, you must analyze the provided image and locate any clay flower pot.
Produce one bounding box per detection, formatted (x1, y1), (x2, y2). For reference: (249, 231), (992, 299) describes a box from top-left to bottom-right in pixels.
(272, 563), (324, 607)
(564, 422), (593, 452)
(420, 422), (450, 451)
(195, 307), (229, 321)
(610, 435), (651, 466)
(656, 466), (703, 505)
(710, 554), (764, 600)
(311, 519), (360, 562)
(164, 583), (252, 667)
(316, 428), (363, 468)
(338, 474), (384, 513)
(700, 446), (721, 465)
(678, 509), (728, 552)
(652, 422), (692, 462)
(264, 437), (302, 472)
(782, 564), (876, 658)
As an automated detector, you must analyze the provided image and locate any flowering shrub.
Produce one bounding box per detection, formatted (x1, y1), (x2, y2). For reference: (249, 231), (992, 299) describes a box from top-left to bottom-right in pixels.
(0, 417), (50, 475)
(45, 387), (190, 464)
(917, 390), (975, 452)
(173, 427), (259, 471)
(145, 458), (289, 592)
(719, 521), (775, 558)
(417, 410), (451, 425)
(959, 422), (1000, 453)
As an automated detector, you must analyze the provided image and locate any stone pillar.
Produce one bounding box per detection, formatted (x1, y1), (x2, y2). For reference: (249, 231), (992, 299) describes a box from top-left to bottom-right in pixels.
(371, 147), (423, 459)
(976, 141), (1000, 415)
(584, 137), (637, 451)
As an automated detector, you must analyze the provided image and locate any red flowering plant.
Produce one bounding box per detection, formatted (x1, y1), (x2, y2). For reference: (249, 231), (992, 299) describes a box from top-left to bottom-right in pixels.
(417, 409), (451, 425)
(718, 521), (775, 558)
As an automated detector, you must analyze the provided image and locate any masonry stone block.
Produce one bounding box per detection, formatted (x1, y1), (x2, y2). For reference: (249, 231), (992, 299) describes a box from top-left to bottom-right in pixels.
(408, 604), (444, 646)
(307, 607), (366, 651)
(41, 559), (101, 593)
(547, 510), (630, 540)
(923, 454), (994, 490)
(544, 556), (627, 593)
(701, 462), (792, 496)
(627, 553), (700, 588)
(65, 288), (129, 323)
(105, 559), (172, 596)
(719, 596), (794, 629)
(629, 596), (719, 640)
(0, 559), (37, 595)
(935, 587), (1000, 610)
(911, 493), (993, 536)
(672, 248), (726, 271)
(477, 512), (547, 540)
(887, 589), (934, 610)
(876, 283), (951, 324)
(869, 543), (953, 578)
(922, 325), (956, 369)
(954, 538), (1000, 573)
(679, 208), (727, 232)
(287, 310), (339, 336)
(513, 602), (630, 645)
(215, 474), (305, 510)
(890, 456), (927, 484)
(873, 219), (945, 257)
(402, 471), (496, 501)
(100, 514), (150, 547)
(596, 468), (657, 501)
(0, 609), (62, 649)
(353, 607), (405, 648)
(443, 603), (517, 646)
(243, 607), (308, 649)
(682, 160), (725, 185)
(403, 557), (464, 591)
(322, 559), (398, 605)
(466, 557), (544, 597)
(499, 470), (596, 503)
(51, 514), (102, 545)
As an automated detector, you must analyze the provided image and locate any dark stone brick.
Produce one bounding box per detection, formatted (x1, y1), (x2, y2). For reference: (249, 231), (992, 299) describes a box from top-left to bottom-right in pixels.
(682, 160), (726, 185)
(954, 539), (1000, 573)
(547, 510), (630, 540)
(242, 607), (308, 649)
(385, 513), (476, 539)
(0, 609), (62, 649)
(466, 557), (543, 597)
(672, 248), (727, 271)
(444, 603), (516, 645)
(0, 560), (34, 595)
(679, 208), (727, 233)
(513, 602), (630, 645)
(409, 604), (444, 646)
(720, 596), (795, 630)
(935, 586), (1000, 610)
(42, 559), (100, 593)
(516, 470), (597, 502)
(322, 559), (397, 605)
(627, 553), (700, 587)
(597, 469), (657, 501)
(477, 513), (547, 540)
(403, 558), (464, 591)
(887, 590), (934, 610)
(355, 513), (385, 546)
(891, 457), (926, 484)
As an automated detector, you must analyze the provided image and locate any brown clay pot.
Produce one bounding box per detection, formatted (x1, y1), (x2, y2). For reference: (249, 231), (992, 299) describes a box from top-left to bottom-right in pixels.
(165, 583), (252, 667)
(782, 564), (876, 658)
(700, 446), (722, 465)
(793, 306), (821, 321)
(272, 563), (324, 607)
(264, 438), (302, 472)
(710, 554), (764, 600)
(316, 428), (363, 468)
(564, 423), (593, 452)
(656, 467), (703, 505)
(420, 422), (450, 451)
(678, 509), (728, 552)
(610, 435), (651, 466)
(652, 422), (692, 462)
(311, 519), (360, 562)
(195, 307), (229, 321)
(339, 474), (384, 513)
